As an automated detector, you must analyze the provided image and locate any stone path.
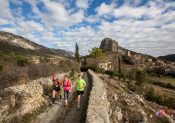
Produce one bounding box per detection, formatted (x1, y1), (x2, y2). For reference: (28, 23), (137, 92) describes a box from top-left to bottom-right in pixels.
(33, 72), (92, 123)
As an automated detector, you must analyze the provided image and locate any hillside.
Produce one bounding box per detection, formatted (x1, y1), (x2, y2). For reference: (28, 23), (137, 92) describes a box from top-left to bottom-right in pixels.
(0, 31), (73, 57)
(158, 54), (175, 62)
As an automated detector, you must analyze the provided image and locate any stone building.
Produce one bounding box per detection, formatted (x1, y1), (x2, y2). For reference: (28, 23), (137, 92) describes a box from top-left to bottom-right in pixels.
(99, 62), (112, 71)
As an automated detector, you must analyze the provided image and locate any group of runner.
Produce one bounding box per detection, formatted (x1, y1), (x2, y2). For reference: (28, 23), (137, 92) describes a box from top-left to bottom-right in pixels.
(51, 74), (86, 110)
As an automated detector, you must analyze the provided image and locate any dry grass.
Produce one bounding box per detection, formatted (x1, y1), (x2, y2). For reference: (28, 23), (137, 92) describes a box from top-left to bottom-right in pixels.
(0, 59), (79, 89)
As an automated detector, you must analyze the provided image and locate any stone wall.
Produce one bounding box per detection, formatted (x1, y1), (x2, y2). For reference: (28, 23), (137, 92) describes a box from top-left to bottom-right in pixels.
(0, 73), (68, 123)
(86, 70), (110, 123)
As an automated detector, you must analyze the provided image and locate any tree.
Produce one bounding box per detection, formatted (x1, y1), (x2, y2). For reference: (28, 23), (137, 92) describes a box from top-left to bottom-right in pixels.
(83, 57), (87, 66)
(112, 55), (118, 71)
(89, 47), (105, 60)
(75, 42), (80, 63)
(118, 56), (122, 79)
(135, 70), (149, 86)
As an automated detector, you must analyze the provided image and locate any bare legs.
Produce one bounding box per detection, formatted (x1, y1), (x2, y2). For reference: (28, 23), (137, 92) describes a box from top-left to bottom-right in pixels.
(52, 90), (56, 103)
(77, 95), (80, 108)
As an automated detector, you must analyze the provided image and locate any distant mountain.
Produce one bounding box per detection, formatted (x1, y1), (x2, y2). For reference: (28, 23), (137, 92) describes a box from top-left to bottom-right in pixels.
(158, 54), (175, 62)
(52, 49), (74, 57)
(0, 31), (73, 57)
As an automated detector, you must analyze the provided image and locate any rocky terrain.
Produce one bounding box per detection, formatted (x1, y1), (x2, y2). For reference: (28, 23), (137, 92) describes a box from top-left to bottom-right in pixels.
(98, 74), (175, 123)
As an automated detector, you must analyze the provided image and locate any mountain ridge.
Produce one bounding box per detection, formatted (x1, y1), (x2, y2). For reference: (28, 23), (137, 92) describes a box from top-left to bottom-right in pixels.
(0, 31), (74, 57)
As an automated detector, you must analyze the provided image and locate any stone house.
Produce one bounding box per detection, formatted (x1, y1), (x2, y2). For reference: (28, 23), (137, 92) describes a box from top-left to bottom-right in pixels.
(99, 62), (112, 71)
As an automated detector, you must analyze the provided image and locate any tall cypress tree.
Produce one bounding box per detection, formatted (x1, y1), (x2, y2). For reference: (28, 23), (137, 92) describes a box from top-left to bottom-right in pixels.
(118, 56), (121, 79)
(75, 42), (80, 63)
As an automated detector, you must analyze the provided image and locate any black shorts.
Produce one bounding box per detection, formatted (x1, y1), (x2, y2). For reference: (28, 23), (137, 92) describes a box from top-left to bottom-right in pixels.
(53, 86), (60, 92)
(77, 90), (84, 95)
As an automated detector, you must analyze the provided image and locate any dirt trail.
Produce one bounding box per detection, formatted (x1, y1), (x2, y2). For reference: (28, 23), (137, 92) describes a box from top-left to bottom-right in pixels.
(52, 72), (92, 123)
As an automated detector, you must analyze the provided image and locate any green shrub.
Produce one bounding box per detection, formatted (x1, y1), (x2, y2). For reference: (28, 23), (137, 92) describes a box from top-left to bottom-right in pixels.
(89, 66), (104, 73)
(151, 81), (175, 89)
(16, 55), (28, 66)
(105, 70), (114, 75)
(0, 63), (3, 71)
(145, 88), (163, 104)
(135, 70), (149, 86)
(0, 50), (3, 59)
(9, 51), (16, 58)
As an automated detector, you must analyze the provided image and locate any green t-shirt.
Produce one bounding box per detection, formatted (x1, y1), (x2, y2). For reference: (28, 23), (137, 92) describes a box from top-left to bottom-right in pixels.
(76, 79), (86, 91)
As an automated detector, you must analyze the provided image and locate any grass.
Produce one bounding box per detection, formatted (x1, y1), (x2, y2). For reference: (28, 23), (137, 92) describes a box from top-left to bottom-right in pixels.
(150, 76), (175, 85)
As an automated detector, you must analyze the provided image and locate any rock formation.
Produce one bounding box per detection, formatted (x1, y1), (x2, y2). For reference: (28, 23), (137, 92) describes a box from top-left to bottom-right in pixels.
(100, 38), (119, 52)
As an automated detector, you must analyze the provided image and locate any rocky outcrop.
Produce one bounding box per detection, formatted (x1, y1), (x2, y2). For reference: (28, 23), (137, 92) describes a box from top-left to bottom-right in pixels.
(0, 73), (67, 123)
(100, 38), (119, 52)
(86, 70), (110, 123)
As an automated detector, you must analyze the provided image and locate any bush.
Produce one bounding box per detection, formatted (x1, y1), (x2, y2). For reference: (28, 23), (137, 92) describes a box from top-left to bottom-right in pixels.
(0, 63), (3, 71)
(135, 70), (149, 86)
(88, 65), (104, 73)
(145, 88), (163, 104)
(16, 55), (28, 66)
(8, 51), (16, 58)
(122, 55), (134, 65)
(151, 81), (175, 90)
(145, 88), (175, 109)
(105, 70), (115, 76)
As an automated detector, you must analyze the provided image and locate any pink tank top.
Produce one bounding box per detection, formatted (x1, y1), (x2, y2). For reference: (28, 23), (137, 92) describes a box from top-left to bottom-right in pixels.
(63, 80), (71, 91)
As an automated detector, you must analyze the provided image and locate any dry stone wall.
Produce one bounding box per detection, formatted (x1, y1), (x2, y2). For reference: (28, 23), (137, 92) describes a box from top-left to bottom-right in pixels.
(0, 73), (68, 123)
(86, 70), (110, 123)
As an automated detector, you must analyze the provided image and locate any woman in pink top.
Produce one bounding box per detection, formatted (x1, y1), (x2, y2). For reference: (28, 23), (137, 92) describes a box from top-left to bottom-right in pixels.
(63, 75), (72, 107)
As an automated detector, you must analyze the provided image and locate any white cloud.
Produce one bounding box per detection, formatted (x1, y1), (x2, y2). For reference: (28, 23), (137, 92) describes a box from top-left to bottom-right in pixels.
(76, 0), (89, 9)
(0, 0), (12, 19)
(96, 2), (116, 16)
(0, 0), (175, 56)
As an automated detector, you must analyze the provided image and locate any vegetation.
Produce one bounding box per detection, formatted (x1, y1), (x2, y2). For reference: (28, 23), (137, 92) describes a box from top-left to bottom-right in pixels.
(104, 70), (126, 78)
(82, 57), (87, 66)
(16, 55), (28, 66)
(145, 87), (163, 104)
(88, 65), (105, 73)
(158, 54), (175, 62)
(75, 42), (80, 63)
(150, 76), (175, 84)
(89, 47), (106, 60)
(118, 56), (122, 79)
(0, 53), (79, 89)
(150, 80), (175, 90)
(145, 87), (175, 109)
(135, 70), (149, 86)
(0, 63), (3, 71)
(122, 55), (134, 65)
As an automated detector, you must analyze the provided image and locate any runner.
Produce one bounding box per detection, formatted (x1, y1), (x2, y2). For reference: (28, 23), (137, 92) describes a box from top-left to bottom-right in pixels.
(76, 74), (86, 110)
(52, 74), (62, 104)
(63, 75), (72, 108)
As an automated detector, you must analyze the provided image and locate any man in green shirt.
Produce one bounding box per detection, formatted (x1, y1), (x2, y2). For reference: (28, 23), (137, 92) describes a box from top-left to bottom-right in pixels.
(76, 74), (86, 110)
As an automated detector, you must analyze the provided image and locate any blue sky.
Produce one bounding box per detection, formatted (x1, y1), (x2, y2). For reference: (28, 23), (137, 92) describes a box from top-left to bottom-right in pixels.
(0, 0), (175, 56)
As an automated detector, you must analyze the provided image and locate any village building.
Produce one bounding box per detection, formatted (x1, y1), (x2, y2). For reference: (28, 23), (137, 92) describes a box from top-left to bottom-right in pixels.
(98, 62), (112, 71)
